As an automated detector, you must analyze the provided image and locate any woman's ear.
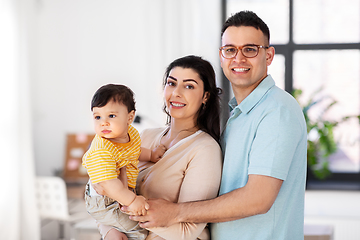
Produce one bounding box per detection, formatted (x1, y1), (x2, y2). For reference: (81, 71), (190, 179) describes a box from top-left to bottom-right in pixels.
(203, 92), (210, 104)
(127, 110), (135, 125)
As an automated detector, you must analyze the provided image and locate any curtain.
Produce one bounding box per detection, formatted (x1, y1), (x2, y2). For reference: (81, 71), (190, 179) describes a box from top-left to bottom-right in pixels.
(0, 0), (40, 239)
(161, 0), (221, 69)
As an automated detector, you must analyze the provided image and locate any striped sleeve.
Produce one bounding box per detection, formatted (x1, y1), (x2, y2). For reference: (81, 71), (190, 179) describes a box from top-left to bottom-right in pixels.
(84, 148), (118, 184)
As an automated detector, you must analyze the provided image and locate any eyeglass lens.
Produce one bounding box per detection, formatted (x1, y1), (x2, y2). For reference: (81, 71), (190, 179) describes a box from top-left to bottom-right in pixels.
(221, 45), (259, 58)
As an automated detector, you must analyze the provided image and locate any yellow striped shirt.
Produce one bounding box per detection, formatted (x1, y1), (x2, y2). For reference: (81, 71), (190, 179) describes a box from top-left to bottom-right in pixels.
(82, 125), (141, 188)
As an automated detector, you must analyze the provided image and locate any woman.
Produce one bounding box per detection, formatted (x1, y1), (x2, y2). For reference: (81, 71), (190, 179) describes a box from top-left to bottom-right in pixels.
(98, 55), (223, 240)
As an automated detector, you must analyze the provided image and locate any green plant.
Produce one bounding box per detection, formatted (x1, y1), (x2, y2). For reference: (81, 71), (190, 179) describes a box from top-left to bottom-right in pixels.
(292, 88), (360, 180)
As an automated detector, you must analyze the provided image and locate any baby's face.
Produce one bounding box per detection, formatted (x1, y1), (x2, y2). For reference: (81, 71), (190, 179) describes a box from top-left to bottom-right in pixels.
(92, 100), (134, 143)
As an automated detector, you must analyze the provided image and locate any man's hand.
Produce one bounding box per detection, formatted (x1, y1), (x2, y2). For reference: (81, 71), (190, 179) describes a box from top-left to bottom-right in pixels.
(122, 198), (179, 228)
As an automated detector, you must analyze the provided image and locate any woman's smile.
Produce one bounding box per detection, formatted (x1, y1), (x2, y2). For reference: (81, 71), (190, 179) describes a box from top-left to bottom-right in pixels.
(170, 101), (186, 108)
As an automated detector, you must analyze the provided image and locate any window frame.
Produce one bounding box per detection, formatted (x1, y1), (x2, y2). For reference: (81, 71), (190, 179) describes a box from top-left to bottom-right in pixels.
(221, 0), (360, 189)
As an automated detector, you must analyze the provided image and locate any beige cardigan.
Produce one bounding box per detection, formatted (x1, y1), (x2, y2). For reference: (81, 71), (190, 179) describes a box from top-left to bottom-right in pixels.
(137, 127), (222, 240)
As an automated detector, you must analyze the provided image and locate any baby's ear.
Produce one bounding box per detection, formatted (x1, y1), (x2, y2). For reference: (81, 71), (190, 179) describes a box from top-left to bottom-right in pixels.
(127, 110), (136, 124)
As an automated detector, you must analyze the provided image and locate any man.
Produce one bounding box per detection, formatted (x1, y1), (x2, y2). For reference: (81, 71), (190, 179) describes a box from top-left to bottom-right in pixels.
(129, 11), (307, 239)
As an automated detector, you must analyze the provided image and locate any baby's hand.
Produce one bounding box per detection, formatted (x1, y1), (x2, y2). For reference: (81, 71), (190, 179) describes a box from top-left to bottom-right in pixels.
(127, 195), (149, 216)
(150, 144), (167, 163)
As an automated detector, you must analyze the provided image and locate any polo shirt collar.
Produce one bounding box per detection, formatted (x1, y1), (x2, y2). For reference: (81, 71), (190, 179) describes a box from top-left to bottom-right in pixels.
(229, 75), (275, 114)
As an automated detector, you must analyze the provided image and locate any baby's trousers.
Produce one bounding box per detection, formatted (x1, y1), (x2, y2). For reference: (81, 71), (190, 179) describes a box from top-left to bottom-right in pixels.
(84, 184), (148, 240)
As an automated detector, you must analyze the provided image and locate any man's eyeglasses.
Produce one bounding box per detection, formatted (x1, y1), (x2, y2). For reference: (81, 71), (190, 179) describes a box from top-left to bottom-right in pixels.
(219, 45), (269, 59)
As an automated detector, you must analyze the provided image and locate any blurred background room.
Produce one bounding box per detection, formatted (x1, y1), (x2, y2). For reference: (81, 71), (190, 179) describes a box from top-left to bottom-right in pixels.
(1, 0), (359, 239)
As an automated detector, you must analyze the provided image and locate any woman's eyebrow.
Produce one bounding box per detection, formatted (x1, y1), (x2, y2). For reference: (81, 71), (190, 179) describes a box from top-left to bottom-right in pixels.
(168, 75), (198, 84)
(168, 76), (177, 81)
(183, 79), (198, 84)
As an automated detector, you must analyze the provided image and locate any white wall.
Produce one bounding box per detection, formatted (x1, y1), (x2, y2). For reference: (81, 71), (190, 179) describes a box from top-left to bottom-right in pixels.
(30, 0), (221, 176)
(305, 190), (360, 240)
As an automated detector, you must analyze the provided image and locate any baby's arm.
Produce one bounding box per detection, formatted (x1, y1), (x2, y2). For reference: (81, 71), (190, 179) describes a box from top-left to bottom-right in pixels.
(139, 145), (166, 163)
(95, 178), (149, 216)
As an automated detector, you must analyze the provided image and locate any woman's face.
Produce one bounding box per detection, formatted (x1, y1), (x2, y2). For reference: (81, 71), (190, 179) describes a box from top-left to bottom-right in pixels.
(164, 67), (208, 124)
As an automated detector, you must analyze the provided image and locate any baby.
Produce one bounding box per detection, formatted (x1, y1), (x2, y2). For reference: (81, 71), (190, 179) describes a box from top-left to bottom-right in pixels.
(82, 84), (165, 239)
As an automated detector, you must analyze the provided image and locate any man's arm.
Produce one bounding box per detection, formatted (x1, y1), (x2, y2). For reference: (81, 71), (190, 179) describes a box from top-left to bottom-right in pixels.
(129, 174), (282, 228)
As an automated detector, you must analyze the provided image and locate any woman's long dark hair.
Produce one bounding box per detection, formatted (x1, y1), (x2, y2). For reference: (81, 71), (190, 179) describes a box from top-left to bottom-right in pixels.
(162, 55), (222, 143)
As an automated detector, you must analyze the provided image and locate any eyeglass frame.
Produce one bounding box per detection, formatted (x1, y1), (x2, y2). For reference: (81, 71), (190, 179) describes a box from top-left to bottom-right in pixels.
(219, 44), (269, 59)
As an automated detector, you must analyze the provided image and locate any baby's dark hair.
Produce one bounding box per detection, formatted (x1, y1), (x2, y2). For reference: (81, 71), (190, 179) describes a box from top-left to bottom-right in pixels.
(91, 84), (136, 113)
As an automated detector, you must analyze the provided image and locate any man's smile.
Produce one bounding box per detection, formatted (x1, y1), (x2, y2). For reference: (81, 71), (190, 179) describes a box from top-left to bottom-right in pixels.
(232, 67), (250, 73)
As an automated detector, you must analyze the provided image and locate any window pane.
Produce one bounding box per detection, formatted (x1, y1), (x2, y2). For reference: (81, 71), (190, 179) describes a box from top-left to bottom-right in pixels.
(226, 0), (289, 44)
(269, 54), (285, 90)
(293, 50), (360, 173)
(294, 0), (360, 44)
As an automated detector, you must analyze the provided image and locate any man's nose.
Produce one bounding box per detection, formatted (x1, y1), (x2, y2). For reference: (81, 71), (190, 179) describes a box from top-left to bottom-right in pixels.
(234, 50), (247, 62)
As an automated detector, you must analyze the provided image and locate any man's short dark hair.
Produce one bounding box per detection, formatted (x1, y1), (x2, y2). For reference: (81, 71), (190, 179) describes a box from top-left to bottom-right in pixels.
(221, 10), (270, 44)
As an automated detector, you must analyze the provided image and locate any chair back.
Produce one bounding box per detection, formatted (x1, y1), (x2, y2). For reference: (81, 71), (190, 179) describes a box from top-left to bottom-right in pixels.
(35, 176), (70, 221)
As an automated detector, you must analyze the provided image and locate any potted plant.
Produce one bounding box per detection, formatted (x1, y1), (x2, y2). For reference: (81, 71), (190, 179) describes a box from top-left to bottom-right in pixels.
(292, 88), (360, 180)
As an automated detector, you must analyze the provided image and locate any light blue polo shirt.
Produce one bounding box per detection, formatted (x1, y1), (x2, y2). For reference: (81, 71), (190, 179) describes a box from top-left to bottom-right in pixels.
(211, 75), (307, 240)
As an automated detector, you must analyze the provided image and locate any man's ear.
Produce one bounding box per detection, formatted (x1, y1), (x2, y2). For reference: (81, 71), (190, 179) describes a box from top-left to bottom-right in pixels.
(219, 50), (224, 68)
(127, 110), (135, 125)
(266, 46), (275, 66)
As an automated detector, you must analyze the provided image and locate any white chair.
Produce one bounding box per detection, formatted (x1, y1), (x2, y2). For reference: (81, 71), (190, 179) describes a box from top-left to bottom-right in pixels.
(35, 176), (90, 240)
